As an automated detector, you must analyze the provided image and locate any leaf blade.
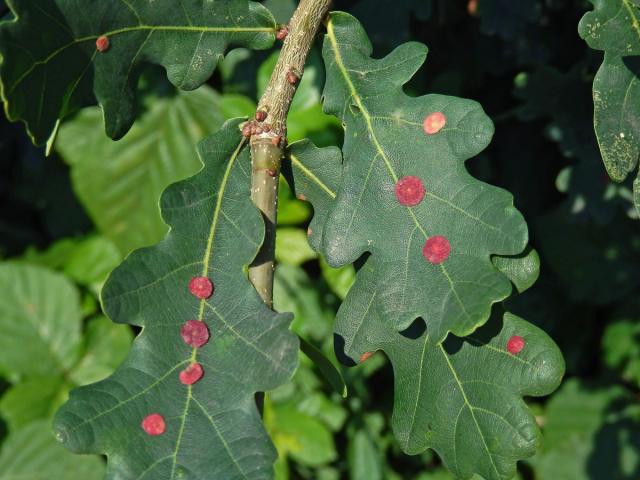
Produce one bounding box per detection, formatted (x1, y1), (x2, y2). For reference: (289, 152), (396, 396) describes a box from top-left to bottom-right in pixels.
(54, 120), (299, 479)
(320, 12), (528, 343)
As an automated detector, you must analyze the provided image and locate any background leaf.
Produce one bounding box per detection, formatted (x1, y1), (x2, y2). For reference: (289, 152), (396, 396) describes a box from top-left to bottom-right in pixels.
(532, 379), (640, 479)
(56, 86), (251, 253)
(0, 420), (105, 480)
(335, 260), (564, 480)
(0, 262), (82, 378)
(579, 0), (640, 214)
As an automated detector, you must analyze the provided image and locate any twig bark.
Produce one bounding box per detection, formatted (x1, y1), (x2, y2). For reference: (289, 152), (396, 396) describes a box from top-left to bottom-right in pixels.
(249, 0), (332, 308)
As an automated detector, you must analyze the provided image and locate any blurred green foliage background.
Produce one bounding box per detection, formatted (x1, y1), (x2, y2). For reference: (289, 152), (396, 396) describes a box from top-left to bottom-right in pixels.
(0, 0), (639, 479)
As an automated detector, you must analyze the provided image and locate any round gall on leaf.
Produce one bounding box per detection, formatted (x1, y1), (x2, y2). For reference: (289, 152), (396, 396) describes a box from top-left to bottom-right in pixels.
(359, 351), (374, 363)
(507, 335), (525, 355)
(423, 112), (446, 135)
(395, 176), (426, 206)
(422, 236), (451, 264)
(189, 276), (213, 299)
(180, 320), (210, 348)
(467, 0), (478, 15)
(95, 35), (110, 52)
(141, 413), (165, 436)
(179, 362), (204, 385)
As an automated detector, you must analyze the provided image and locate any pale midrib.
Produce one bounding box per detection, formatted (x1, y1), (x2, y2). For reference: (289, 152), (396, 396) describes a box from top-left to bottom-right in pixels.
(404, 335), (430, 450)
(622, 0), (640, 42)
(171, 138), (245, 479)
(326, 19), (473, 327)
(8, 24), (275, 95)
(192, 396), (248, 479)
(439, 345), (501, 478)
(289, 153), (336, 199)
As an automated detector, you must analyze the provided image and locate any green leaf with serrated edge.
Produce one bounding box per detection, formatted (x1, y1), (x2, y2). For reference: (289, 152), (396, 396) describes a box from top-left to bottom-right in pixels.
(283, 139), (563, 480)
(579, 0), (640, 215)
(320, 12), (528, 343)
(0, 420), (105, 480)
(0, 0), (275, 144)
(285, 140), (534, 302)
(0, 263), (82, 378)
(337, 261), (563, 480)
(56, 87), (236, 253)
(53, 119), (298, 479)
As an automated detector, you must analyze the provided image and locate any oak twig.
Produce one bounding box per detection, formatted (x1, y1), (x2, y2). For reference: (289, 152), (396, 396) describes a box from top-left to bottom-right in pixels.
(248, 0), (332, 308)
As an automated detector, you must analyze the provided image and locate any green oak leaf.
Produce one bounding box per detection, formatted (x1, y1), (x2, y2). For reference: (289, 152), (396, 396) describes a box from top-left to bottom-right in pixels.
(285, 140), (530, 299)
(285, 139), (563, 480)
(56, 86), (251, 253)
(54, 120), (298, 479)
(0, 0), (275, 144)
(492, 247), (540, 295)
(318, 12), (528, 343)
(579, 0), (640, 215)
(337, 261), (563, 480)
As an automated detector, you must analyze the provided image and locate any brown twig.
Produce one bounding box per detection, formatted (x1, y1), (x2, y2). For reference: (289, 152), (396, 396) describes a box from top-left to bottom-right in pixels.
(248, 0), (332, 308)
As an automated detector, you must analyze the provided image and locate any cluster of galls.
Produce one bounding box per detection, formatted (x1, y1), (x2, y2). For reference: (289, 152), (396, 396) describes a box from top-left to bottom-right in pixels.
(242, 110), (284, 147)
